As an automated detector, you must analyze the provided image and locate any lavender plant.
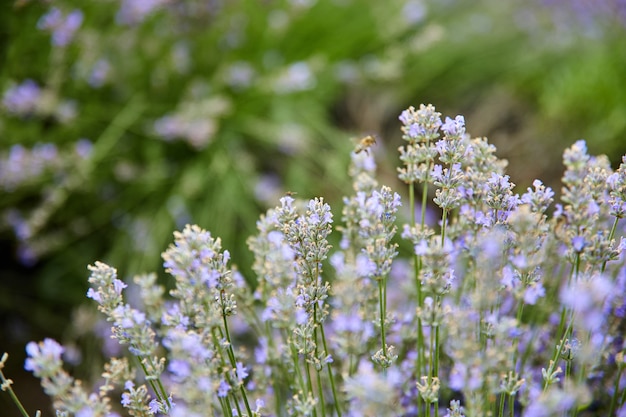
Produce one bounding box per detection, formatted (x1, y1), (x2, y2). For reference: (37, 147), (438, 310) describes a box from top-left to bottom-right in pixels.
(5, 104), (626, 417)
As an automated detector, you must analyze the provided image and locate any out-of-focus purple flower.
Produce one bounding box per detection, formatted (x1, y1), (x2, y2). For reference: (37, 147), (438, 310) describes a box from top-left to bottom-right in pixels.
(75, 139), (93, 159)
(37, 7), (83, 47)
(403, 0), (427, 24)
(524, 282), (545, 305)
(153, 115), (180, 142)
(153, 112), (218, 150)
(226, 62), (255, 89)
(117, 0), (166, 25)
(2, 79), (41, 115)
(355, 253), (377, 277)
(75, 407), (95, 417)
(448, 362), (482, 391)
(24, 338), (64, 376)
(274, 61), (316, 93)
(168, 359), (191, 380)
(560, 274), (615, 332)
(571, 236), (586, 252)
(89, 59), (111, 88)
(217, 379), (231, 397)
(16, 245), (37, 267)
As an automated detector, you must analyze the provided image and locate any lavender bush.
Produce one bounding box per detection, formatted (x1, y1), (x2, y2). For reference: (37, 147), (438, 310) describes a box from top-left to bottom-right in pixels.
(3, 104), (626, 416)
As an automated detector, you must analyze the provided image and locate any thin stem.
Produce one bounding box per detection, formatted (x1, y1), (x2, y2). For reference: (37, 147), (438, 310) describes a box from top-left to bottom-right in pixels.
(378, 278), (387, 360)
(304, 360), (317, 417)
(230, 392), (244, 417)
(135, 355), (167, 407)
(544, 319), (574, 391)
(620, 378), (626, 412)
(287, 331), (306, 394)
(220, 395), (232, 417)
(313, 304), (326, 417)
(434, 323), (441, 380)
(498, 394), (505, 417)
(0, 356), (33, 417)
(221, 296), (253, 417)
(428, 323), (434, 379)
(266, 323), (284, 416)
(316, 367), (326, 417)
(411, 181), (426, 394)
(608, 364), (625, 416)
(319, 323), (342, 417)
(148, 356), (171, 408)
(441, 209), (448, 247)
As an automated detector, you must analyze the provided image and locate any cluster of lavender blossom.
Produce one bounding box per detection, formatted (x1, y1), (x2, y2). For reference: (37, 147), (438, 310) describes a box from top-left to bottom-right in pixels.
(3, 104), (626, 417)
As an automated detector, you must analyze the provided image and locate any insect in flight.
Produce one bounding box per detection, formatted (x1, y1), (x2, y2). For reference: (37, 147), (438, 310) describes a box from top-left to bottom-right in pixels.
(354, 135), (377, 155)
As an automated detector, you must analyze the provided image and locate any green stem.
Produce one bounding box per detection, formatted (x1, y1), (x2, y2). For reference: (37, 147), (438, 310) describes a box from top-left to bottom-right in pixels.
(316, 366), (326, 417)
(378, 278), (387, 361)
(221, 297), (253, 417)
(441, 209), (448, 247)
(304, 360), (317, 417)
(313, 304), (326, 417)
(287, 331), (306, 393)
(428, 322), (435, 379)
(230, 392), (244, 417)
(135, 354), (167, 406)
(0, 358), (32, 417)
(266, 322), (283, 416)
(620, 376), (626, 406)
(319, 323), (342, 417)
(544, 318), (574, 391)
(608, 364), (625, 416)
(420, 175), (429, 226)
(434, 321), (440, 380)
(220, 396), (233, 417)
(411, 181), (426, 385)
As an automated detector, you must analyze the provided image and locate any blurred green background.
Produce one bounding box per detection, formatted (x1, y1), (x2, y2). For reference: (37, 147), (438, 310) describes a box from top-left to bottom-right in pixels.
(1, 0), (625, 414)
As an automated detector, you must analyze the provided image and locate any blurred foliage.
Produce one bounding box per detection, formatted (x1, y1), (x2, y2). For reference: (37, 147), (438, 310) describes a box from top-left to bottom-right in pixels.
(1, 0), (626, 353)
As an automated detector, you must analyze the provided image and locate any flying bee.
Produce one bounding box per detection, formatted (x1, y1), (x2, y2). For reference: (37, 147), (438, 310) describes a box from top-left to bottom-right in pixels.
(285, 191), (298, 197)
(354, 135), (377, 155)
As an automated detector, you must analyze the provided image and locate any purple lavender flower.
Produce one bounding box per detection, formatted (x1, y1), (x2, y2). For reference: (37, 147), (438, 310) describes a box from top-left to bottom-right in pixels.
(235, 361), (249, 382)
(523, 282), (546, 305)
(2, 79), (41, 115)
(148, 399), (160, 413)
(24, 338), (64, 377)
(75, 139), (93, 158)
(168, 359), (191, 379)
(274, 61), (316, 93)
(37, 7), (83, 47)
(217, 379), (231, 397)
(88, 59), (111, 88)
(441, 115), (465, 137)
(117, 0), (166, 25)
(521, 179), (555, 213)
(560, 274), (615, 332)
